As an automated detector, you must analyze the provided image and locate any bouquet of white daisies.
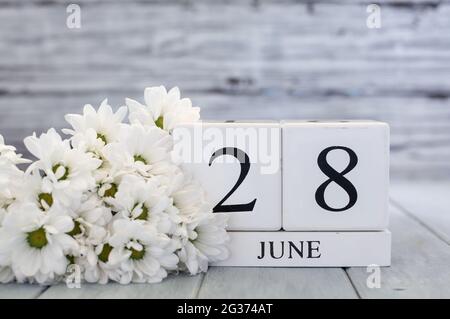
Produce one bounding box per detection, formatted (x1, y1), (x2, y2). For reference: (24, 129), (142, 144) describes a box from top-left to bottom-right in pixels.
(0, 86), (229, 285)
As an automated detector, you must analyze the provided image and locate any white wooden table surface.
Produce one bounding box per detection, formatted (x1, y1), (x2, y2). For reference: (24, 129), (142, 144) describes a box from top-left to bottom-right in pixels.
(0, 181), (448, 299)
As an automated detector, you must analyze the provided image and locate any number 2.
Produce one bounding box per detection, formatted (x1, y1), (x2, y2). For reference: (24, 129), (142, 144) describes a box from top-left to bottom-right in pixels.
(209, 147), (257, 213)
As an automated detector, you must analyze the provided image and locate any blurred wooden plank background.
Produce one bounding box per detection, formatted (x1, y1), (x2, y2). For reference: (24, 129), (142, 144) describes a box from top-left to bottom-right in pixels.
(0, 0), (449, 179)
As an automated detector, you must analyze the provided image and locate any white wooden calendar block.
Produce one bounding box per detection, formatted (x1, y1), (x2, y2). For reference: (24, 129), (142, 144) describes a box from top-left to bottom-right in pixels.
(282, 120), (389, 231)
(173, 121), (281, 230)
(213, 230), (391, 267)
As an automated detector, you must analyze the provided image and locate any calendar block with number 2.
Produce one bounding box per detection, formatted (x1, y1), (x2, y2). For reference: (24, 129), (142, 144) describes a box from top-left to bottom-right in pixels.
(173, 121), (282, 231)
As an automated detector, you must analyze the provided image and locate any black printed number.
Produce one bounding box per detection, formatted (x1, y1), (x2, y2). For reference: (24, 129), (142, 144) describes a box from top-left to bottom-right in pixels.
(315, 146), (358, 212)
(209, 147), (257, 213)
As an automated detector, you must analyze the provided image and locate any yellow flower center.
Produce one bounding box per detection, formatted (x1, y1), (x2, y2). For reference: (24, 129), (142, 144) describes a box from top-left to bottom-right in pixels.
(155, 116), (164, 129)
(26, 227), (48, 249)
(38, 192), (53, 210)
(133, 203), (149, 220)
(66, 255), (75, 265)
(129, 246), (145, 260)
(103, 183), (118, 198)
(67, 220), (82, 237)
(52, 163), (69, 181)
(133, 154), (147, 164)
(98, 244), (113, 263)
(96, 133), (108, 144)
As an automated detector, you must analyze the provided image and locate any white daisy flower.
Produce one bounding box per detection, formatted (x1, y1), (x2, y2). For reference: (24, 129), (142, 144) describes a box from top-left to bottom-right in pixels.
(170, 177), (212, 217)
(63, 99), (127, 147)
(0, 265), (14, 283)
(78, 241), (124, 284)
(24, 128), (101, 206)
(0, 134), (30, 166)
(62, 100), (127, 185)
(64, 194), (112, 252)
(108, 219), (179, 284)
(0, 199), (13, 283)
(97, 175), (121, 201)
(61, 194), (113, 280)
(127, 86), (200, 132)
(69, 199), (121, 285)
(70, 128), (106, 153)
(0, 204), (78, 283)
(69, 194), (112, 228)
(0, 207), (6, 226)
(11, 170), (70, 213)
(106, 174), (174, 233)
(66, 128), (112, 183)
(0, 135), (29, 208)
(0, 86), (230, 284)
(102, 124), (174, 178)
(68, 216), (119, 284)
(177, 213), (229, 275)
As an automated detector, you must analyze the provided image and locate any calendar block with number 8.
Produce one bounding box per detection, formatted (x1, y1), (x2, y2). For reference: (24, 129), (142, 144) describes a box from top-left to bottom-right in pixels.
(282, 120), (389, 231)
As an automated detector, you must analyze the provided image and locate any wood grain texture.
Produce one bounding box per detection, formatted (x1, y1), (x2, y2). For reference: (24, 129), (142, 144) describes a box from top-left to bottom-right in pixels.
(0, 1), (449, 300)
(0, 1), (450, 179)
(391, 182), (450, 244)
(39, 273), (204, 299)
(198, 267), (358, 299)
(1, 94), (449, 180)
(0, 284), (47, 299)
(1, 2), (450, 96)
(0, 182), (449, 298)
(346, 205), (450, 298)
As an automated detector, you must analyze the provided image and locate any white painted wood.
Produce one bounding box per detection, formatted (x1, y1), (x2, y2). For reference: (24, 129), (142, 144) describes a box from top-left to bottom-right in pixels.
(282, 120), (390, 230)
(2, 2), (450, 97)
(198, 267), (358, 299)
(0, 183), (448, 298)
(39, 273), (204, 299)
(347, 204), (450, 298)
(0, 284), (47, 299)
(173, 121), (281, 230)
(0, 0), (448, 298)
(1, 94), (449, 181)
(1, 0), (450, 180)
(0, 0), (445, 169)
(213, 230), (391, 267)
(391, 181), (450, 244)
